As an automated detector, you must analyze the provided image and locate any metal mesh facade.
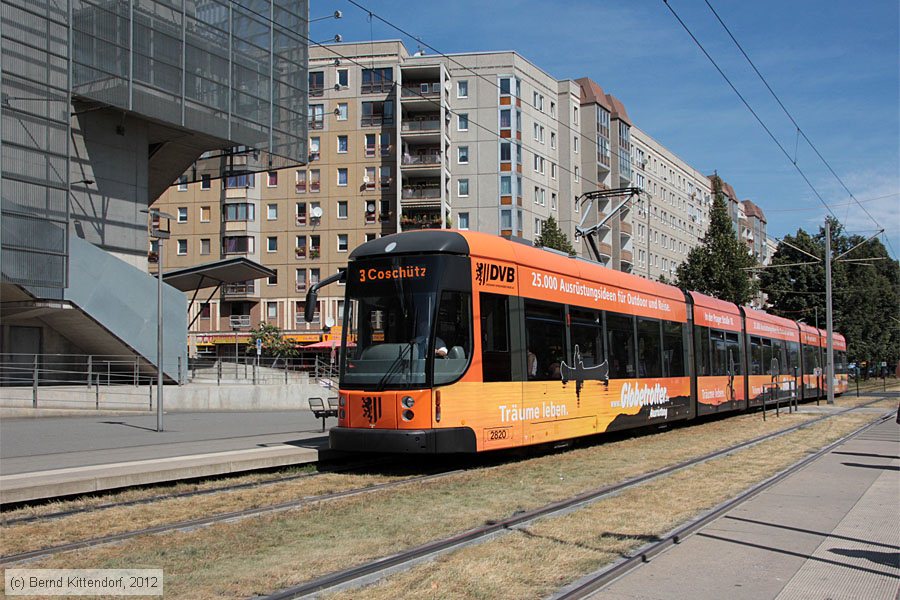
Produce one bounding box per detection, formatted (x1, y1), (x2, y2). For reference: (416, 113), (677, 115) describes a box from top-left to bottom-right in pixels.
(71, 0), (308, 170)
(1, 0), (309, 293)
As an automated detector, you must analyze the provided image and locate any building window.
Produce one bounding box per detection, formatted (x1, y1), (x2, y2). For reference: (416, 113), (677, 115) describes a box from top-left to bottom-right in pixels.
(295, 169), (307, 193)
(457, 80), (468, 98)
(361, 100), (394, 126)
(551, 193), (557, 210)
(365, 233), (377, 242)
(267, 171), (278, 187)
(337, 68), (348, 88)
(177, 175), (188, 191)
(500, 175), (511, 196)
(365, 133), (376, 157)
(296, 203), (307, 225)
(177, 239), (187, 255)
(458, 146), (469, 164)
(267, 204), (277, 220)
(500, 141), (511, 162)
(574, 136), (579, 153)
(199, 206), (210, 222)
(337, 135), (348, 153)
(336, 102), (348, 120)
(337, 168), (348, 186)
(500, 109), (511, 129)
(200, 238), (210, 255)
(458, 178), (469, 197)
(200, 174), (211, 190)
(573, 106), (579, 125)
(500, 208), (512, 230)
(267, 302), (278, 321)
(200, 303), (211, 319)
(223, 203), (255, 222)
(337, 234), (348, 252)
(309, 70), (324, 96)
(308, 104), (324, 129)
(361, 67), (393, 94)
(337, 200), (348, 219)
(535, 218), (542, 236)
(575, 167), (580, 182)
(550, 101), (556, 117)
(551, 163), (557, 179)
(267, 236), (278, 252)
(309, 136), (320, 160)
(295, 269), (306, 291)
(225, 172), (254, 189)
(177, 207), (188, 223)
(223, 236), (254, 254)
(364, 166), (376, 190)
(457, 113), (468, 131)
(458, 212), (469, 230)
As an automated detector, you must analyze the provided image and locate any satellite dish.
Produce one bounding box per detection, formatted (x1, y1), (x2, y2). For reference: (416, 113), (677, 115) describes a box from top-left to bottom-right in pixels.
(311, 206), (323, 218)
(362, 175), (370, 183)
(325, 317), (335, 328)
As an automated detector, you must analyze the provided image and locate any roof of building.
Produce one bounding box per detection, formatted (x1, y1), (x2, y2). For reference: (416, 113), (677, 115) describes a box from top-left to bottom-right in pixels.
(741, 199), (767, 223)
(708, 174), (739, 202)
(604, 93), (631, 126)
(575, 77), (612, 110)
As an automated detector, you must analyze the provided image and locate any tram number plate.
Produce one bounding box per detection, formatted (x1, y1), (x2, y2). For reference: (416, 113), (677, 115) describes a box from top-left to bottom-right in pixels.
(484, 427), (512, 442)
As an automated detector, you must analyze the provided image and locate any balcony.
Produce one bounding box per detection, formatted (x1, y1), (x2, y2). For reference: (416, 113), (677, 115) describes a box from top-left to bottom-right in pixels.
(620, 249), (634, 265)
(401, 83), (441, 98)
(308, 118), (324, 130)
(401, 185), (441, 200)
(308, 248), (320, 260)
(309, 85), (324, 98)
(309, 181), (320, 193)
(223, 282), (256, 297)
(294, 247), (306, 259)
(361, 114), (393, 127)
(597, 152), (611, 169)
(295, 282), (307, 293)
(229, 315), (251, 329)
(401, 115), (440, 133)
(361, 81), (393, 95)
(401, 151), (441, 166)
(401, 213), (443, 230)
(598, 242), (613, 258)
(620, 221), (633, 236)
(295, 311), (319, 326)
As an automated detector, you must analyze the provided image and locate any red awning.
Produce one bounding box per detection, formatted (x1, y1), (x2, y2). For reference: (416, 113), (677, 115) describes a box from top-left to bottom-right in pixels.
(301, 339), (356, 350)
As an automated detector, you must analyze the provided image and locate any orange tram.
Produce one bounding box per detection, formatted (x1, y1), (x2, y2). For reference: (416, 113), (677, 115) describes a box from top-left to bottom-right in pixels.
(308, 230), (849, 453)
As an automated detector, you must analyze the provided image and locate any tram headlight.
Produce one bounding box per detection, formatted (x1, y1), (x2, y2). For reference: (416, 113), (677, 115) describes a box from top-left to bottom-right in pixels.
(401, 409), (414, 421)
(401, 396), (415, 408)
(339, 394), (347, 407)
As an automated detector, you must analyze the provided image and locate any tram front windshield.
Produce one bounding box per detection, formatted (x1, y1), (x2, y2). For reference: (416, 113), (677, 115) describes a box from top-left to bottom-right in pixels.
(340, 255), (471, 390)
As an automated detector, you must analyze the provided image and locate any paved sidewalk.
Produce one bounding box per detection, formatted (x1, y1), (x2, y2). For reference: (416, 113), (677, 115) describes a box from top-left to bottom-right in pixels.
(594, 416), (900, 600)
(0, 411), (337, 504)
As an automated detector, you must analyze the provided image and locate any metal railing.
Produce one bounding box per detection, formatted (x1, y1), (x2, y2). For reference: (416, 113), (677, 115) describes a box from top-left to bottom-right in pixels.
(187, 355), (318, 385)
(0, 352), (180, 410)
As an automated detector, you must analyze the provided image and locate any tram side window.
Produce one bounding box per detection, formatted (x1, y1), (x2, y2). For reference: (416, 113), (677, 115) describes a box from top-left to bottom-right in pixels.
(606, 312), (636, 379)
(710, 330), (726, 376)
(524, 300), (566, 380)
(480, 293), (511, 382)
(694, 325), (710, 376)
(637, 318), (663, 378)
(725, 332), (743, 375)
(662, 321), (685, 377)
(771, 339), (786, 375)
(750, 336), (763, 375)
(761, 338), (773, 376)
(434, 291), (472, 385)
(803, 344), (818, 374)
(569, 308), (603, 368)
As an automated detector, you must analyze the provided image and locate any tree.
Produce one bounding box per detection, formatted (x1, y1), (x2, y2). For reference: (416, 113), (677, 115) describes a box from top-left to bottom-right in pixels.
(761, 220), (900, 367)
(535, 215), (576, 254)
(247, 321), (298, 358)
(675, 175), (758, 304)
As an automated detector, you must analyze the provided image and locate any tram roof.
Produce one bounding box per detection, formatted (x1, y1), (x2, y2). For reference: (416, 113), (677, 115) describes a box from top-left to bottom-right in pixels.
(457, 230), (687, 303)
(742, 305), (801, 343)
(689, 291), (742, 333)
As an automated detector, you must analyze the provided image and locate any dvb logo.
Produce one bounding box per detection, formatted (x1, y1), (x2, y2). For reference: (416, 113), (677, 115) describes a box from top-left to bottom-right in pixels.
(476, 262), (516, 286)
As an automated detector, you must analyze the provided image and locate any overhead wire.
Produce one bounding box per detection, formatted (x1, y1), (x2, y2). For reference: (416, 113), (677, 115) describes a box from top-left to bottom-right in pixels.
(661, 0), (838, 222)
(702, 0), (892, 256)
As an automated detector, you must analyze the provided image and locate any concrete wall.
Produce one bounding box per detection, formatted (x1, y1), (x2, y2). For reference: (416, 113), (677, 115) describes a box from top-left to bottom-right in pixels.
(0, 379), (330, 412)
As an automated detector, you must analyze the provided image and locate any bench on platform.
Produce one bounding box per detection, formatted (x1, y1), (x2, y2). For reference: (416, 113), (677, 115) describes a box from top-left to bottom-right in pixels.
(309, 396), (338, 431)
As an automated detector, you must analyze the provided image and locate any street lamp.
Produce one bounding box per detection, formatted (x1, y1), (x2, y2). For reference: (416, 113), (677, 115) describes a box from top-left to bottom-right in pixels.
(140, 207), (176, 432)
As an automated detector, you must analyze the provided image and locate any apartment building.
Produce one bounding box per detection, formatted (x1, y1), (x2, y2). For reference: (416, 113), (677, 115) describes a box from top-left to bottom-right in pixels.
(154, 40), (741, 355)
(630, 127), (713, 282)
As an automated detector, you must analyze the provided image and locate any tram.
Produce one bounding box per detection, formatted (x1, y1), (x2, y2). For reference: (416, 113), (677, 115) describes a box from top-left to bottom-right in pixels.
(305, 230), (847, 453)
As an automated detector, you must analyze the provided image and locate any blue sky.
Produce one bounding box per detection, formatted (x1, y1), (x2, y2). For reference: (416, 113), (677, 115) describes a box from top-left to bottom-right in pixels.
(312, 0), (899, 257)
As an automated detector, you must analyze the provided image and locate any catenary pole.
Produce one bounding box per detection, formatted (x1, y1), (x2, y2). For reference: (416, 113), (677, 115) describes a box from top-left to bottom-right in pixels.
(825, 219), (835, 405)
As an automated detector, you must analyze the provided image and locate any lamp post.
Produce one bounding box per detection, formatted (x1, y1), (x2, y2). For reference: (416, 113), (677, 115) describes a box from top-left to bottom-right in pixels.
(140, 208), (176, 432)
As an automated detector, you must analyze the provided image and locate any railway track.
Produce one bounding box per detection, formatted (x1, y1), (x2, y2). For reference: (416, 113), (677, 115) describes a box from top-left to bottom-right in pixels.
(255, 399), (893, 600)
(1, 395), (892, 573)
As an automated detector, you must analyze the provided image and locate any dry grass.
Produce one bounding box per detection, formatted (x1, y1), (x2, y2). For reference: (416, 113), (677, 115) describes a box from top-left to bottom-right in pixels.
(325, 412), (878, 600)
(0, 464), (317, 523)
(4, 403), (885, 599)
